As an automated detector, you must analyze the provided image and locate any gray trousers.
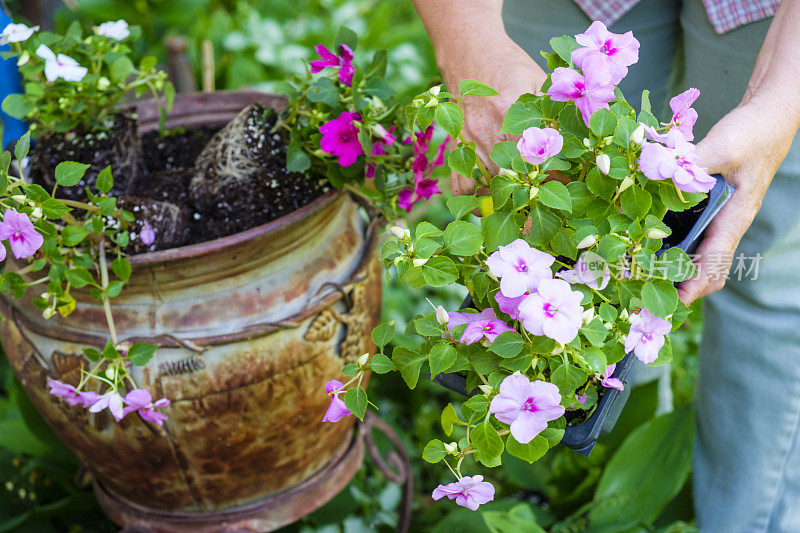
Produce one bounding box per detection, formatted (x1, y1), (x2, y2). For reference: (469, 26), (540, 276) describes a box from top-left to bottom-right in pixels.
(502, 0), (800, 530)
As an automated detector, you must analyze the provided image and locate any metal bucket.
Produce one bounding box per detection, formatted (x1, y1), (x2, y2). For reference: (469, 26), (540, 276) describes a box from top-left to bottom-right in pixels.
(0, 92), (382, 522)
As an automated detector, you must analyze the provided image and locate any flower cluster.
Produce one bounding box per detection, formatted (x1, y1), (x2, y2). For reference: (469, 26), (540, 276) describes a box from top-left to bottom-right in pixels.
(49, 380), (169, 426)
(324, 21), (711, 511)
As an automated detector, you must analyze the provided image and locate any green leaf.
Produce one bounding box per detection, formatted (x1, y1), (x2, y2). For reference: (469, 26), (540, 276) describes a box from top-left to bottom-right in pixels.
(286, 144), (311, 173)
(549, 35), (580, 63)
(344, 386), (368, 421)
(107, 280), (124, 297)
(505, 434), (549, 463)
(434, 102), (463, 138)
(538, 180), (572, 212)
(597, 234), (627, 264)
(581, 346), (608, 374)
(307, 76), (339, 106)
(489, 141), (520, 172)
(589, 109), (616, 137)
(551, 362), (588, 394)
(14, 131), (30, 161)
(55, 161), (91, 187)
(640, 280), (678, 318)
(447, 195), (479, 219)
(423, 256), (459, 286)
(415, 220), (442, 239)
(500, 101), (543, 134)
(102, 339), (119, 360)
(447, 145), (477, 178)
(581, 318), (608, 347)
(128, 342), (158, 366)
(335, 26), (358, 51)
(111, 257), (132, 282)
(482, 212), (521, 252)
(471, 419), (504, 464)
(83, 347), (102, 362)
(111, 56), (136, 82)
(614, 116), (638, 147)
(423, 439), (448, 463)
(442, 404), (461, 436)
(460, 79), (499, 97)
(392, 346), (426, 388)
(95, 166), (114, 193)
(527, 206), (560, 247)
(443, 220), (483, 256)
(61, 226), (89, 246)
(64, 267), (94, 288)
(2, 94), (33, 119)
(429, 343), (457, 378)
(488, 331), (524, 358)
(371, 322), (395, 347)
(620, 186), (652, 220)
(370, 352), (395, 374)
(41, 198), (71, 219)
(655, 247), (697, 282)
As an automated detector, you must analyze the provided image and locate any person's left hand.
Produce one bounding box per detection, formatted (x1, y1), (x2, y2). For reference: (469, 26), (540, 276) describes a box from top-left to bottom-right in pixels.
(677, 100), (796, 305)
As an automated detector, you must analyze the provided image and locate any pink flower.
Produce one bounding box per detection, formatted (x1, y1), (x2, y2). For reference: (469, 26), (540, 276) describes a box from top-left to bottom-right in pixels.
(320, 112), (364, 167)
(122, 388), (170, 426)
(494, 291), (528, 321)
(556, 253), (610, 290)
(432, 475), (495, 511)
(48, 379), (100, 408)
(572, 21), (639, 85)
(447, 308), (513, 345)
(89, 391), (125, 421)
(669, 88), (700, 141)
(366, 125), (396, 178)
(638, 136), (715, 193)
(518, 278), (584, 344)
(140, 221), (155, 246)
(322, 379), (351, 423)
(625, 309), (671, 364)
(310, 44), (354, 86)
(0, 209), (43, 259)
(548, 55), (615, 126)
(397, 126), (445, 211)
(486, 239), (555, 298)
(600, 364), (624, 391)
(489, 373), (565, 443)
(576, 392), (587, 405)
(517, 127), (563, 165)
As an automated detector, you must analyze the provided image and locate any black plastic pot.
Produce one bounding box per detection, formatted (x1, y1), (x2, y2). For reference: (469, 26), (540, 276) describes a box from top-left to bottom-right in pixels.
(432, 174), (734, 456)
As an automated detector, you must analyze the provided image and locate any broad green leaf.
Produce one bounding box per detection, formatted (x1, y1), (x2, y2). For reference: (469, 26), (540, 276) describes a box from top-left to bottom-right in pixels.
(14, 131), (30, 161)
(64, 267), (94, 288)
(435, 102), (463, 138)
(423, 256), (459, 286)
(111, 56), (136, 82)
(423, 439), (448, 463)
(96, 166), (114, 193)
(443, 220), (483, 256)
(369, 352), (395, 374)
(307, 76), (339, 106)
(447, 145), (477, 178)
(429, 343), (457, 378)
(620, 186), (652, 220)
(392, 346), (426, 388)
(581, 319), (608, 348)
(54, 161), (91, 187)
(460, 79), (499, 97)
(1, 94), (33, 119)
(549, 35), (580, 63)
(538, 180), (572, 212)
(344, 386), (368, 421)
(589, 109), (616, 137)
(614, 116), (638, 147)
(482, 212), (521, 252)
(128, 342), (158, 366)
(442, 403), (461, 436)
(61, 226), (89, 246)
(527, 206), (560, 247)
(505, 434), (549, 464)
(640, 280), (678, 318)
(489, 331), (524, 358)
(371, 322), (395, 347)
(471, 419), (504, 464)
(500, 101), (543, 134)
(580, 346), (607, 373)
(447, 195), (479, 219)
(551, 362), (588, 394)
(286, 144), (311, 172)
(112, 257), (132, 282)
(41, 198), (71, 219)
(489, 141), (520, 172)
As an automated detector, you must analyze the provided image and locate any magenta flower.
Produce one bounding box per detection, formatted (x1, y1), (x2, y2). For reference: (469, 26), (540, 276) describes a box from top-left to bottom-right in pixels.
(486, 239), (555, 298)
(638, 136), (715, 193)
(494, 290), (528, 321)
(0, 209), (43, 259)
(89, 391), (125, 421)
(397, 126), (445, 211)
(322, 379), (351, 423)
(556, 253), (610, 290)
(140, 220), (155, 246)
(48, 379), (100, 408)
(625, 309), (671, 364)
(320, 112), (365, 167)
(432, 475), (495, 511)
(572, 21), (639, 85)
(366, 125), (396, 178)
(310, 43), (354, 86)
(489, 373), (565, 443)
(600, 364), (624, 391)
(669, 88), (700, 141)
(518, 278), (584, 344)
(576, 392), (587, 405)
(548, 55), (615, 126)
(447, 308), (513, 345)
(122, 389), (170, 426)
(517, 127), (563, 165)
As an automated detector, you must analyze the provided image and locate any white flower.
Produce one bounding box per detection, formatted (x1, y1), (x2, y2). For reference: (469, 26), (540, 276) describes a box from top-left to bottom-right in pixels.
(36, 45), (88, 83)
(596, 153), (611, 175)
(0, 23), (39, 45)
(630, 123), (646, 145)
(95, 20), (130, 40)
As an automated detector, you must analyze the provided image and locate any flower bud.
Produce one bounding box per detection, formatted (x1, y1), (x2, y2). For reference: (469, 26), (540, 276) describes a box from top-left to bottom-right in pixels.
(479, 384), (493, 396)
(481, 338), (492, 348)
(435, 305), (449, 325)
(444, 442), (458, 454)
(631, 123), (646, 145)
(428, 85), (441, 98)
(412, 97), (424, 108)
(412, 257), (428, 267)
(390, 225), (411, 240)
(357, 353), (370, 367)
(11, 195), (26, 203)
(424, 98), (438, 108)
(372, 123), (390, 139)
(617, 174), (635, 194)
(498, 168), (518, 178)
(582, 307), (595, 324)
(528, 186), (539, 200)
(97, 77), (110, 90)
(42, 308), (56, 319)
(576, 234), (597, 249)
(105, 367), (119, 381)
(393, 256), (404, 266)
(646, 227), (670, 239)
(596, 153), (611, 175)
(619, 309), (630, 321)
(583, 137), (592, 148)
(17, 51), (30, 66)
(30, 207), (42, 221)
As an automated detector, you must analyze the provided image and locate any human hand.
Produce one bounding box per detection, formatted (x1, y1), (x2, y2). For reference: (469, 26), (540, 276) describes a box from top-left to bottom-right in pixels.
(677, 100), (796, 304)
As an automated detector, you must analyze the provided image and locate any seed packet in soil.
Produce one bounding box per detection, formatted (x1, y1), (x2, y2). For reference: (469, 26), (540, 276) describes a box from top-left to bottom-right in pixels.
(188, 103), (326, 234)
(31, 113), (144, 201)
(117, 196), (192, 255)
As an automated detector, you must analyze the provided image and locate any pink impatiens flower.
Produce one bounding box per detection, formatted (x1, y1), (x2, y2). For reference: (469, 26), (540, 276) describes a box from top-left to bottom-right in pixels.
(140, 221), (156, 246)
(89, 391), (125, 421)
(494, 291), (528, 321)
(122, 388), (170, 426)
(548, 55), (615, 126)
(486, 239), (555, 298)
(447, 308), (513, 345)
(572, 21), (640, 85)
(432, 475), (495, 511)
(625, 309), (671, 364)
(517, 127), (563, 165)
(638, 134), (715, 193)
(397, 125), (445, 212)
(556, 253), (610, 290)
(310, 43), (355, 86)
(489, 373), (565, 443)
(0, 209), (44, 259)
(600, 364), (624, 391)
(322, 379), (351, 423)
(669, 88), (700, 141)
(320, 112), (364, 167)
(48, 379), (100, 408)
(518, 278), (584, 344)
(366, 125), (396, 178)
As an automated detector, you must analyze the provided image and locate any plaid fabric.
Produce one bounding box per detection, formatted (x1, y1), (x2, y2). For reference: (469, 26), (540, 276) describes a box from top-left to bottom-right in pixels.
(573, 0), (779, 34)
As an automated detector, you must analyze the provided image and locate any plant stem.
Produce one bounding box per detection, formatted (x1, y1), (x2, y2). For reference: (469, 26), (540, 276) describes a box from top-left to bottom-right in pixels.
(98, 241), (118, 345)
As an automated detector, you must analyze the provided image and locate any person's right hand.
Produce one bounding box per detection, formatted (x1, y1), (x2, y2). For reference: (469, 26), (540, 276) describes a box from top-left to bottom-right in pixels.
(436, 34), (548, 196)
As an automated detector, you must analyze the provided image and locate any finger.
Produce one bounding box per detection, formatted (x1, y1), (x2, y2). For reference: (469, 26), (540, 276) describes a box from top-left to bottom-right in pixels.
(451, 171), (475, 196)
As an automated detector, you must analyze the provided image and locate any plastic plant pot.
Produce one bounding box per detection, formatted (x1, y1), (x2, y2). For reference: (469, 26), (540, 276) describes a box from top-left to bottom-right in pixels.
(432, 174), (734, 456)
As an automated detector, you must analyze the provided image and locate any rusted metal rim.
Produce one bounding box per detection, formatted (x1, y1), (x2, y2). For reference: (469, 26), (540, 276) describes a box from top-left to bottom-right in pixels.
(96, 430), (363, 531)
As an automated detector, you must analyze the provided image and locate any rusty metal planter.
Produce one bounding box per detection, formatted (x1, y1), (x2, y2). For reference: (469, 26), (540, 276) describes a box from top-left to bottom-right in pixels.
(0, 92), (381, 524)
